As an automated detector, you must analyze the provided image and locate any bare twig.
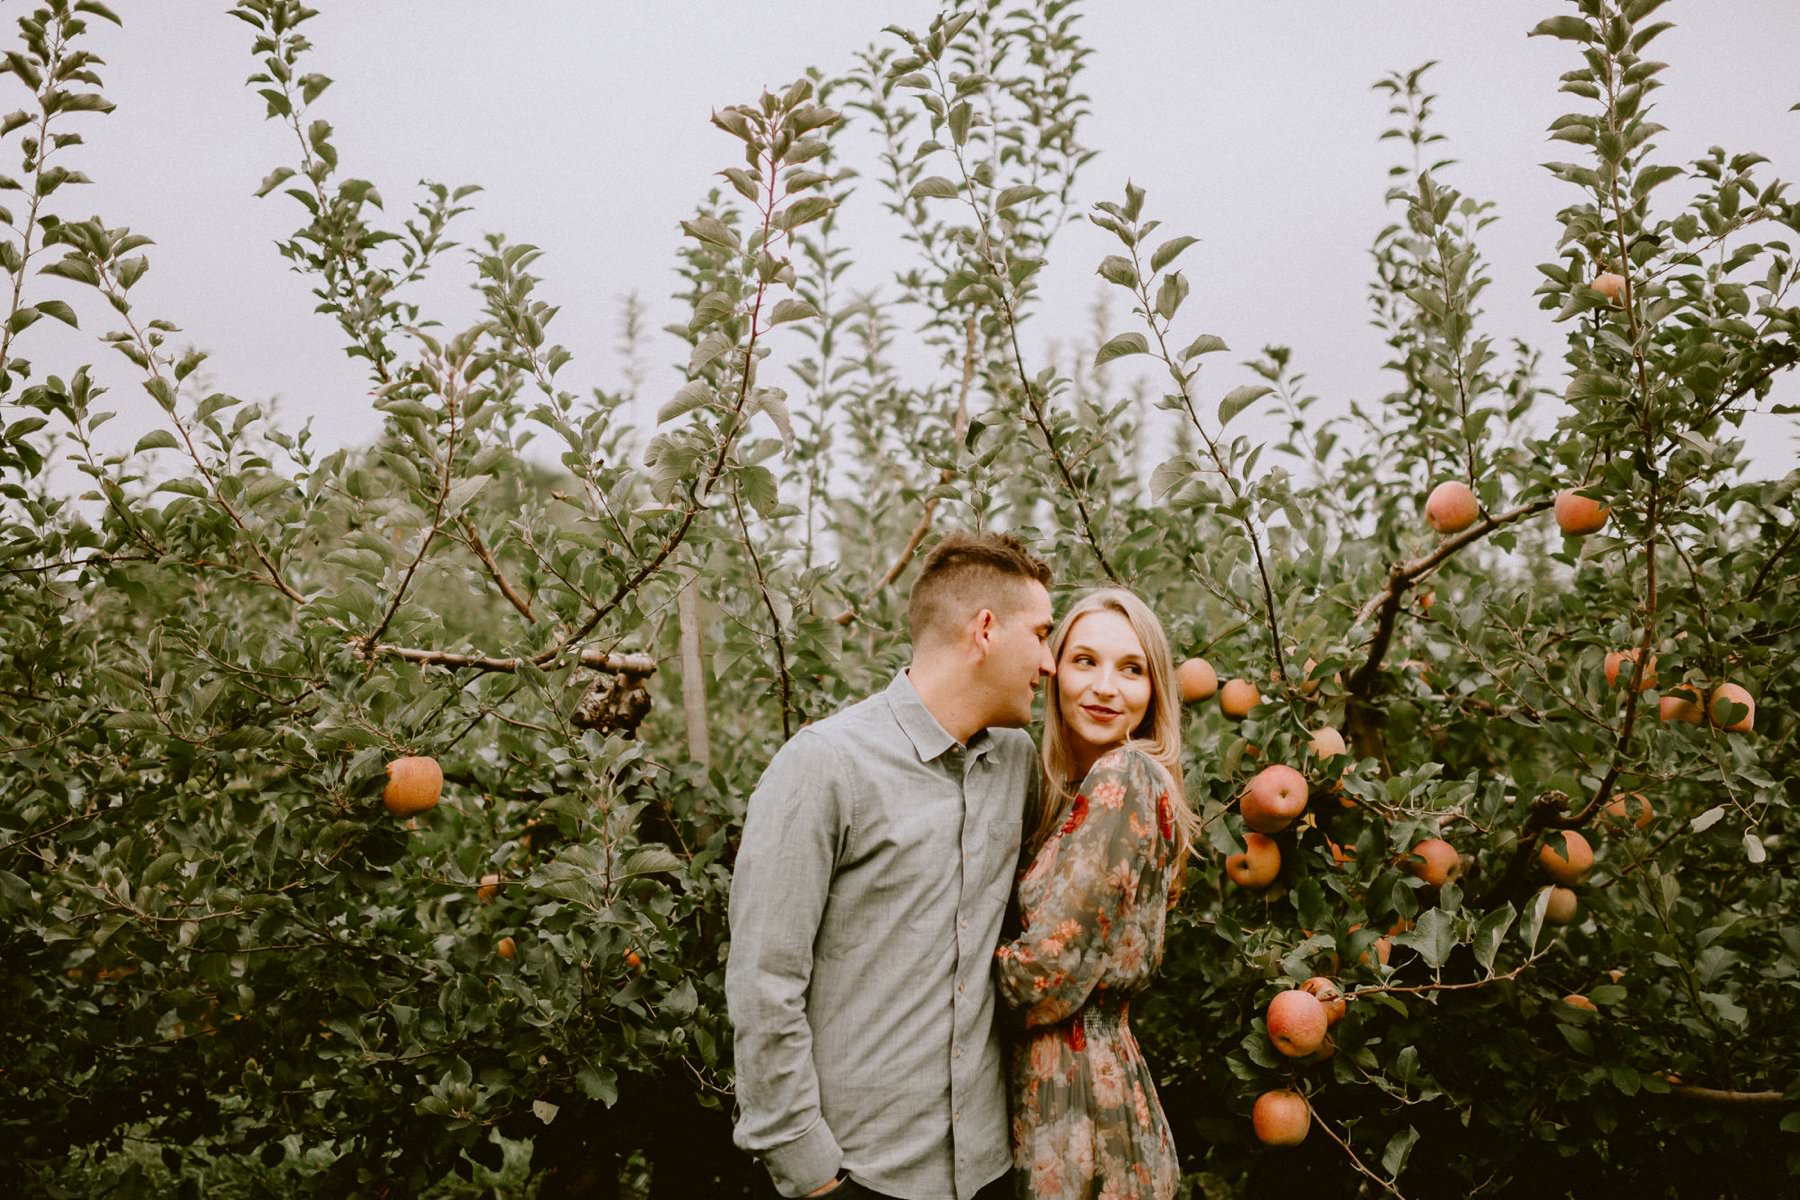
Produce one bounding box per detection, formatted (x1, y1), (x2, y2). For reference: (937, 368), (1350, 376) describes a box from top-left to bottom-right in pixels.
(459, 518), (536, 623)
(1309, 1105), (1410, 1200)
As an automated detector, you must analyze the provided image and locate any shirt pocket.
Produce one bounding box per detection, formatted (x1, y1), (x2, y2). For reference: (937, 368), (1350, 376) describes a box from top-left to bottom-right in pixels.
(984, 819), (1023, 894)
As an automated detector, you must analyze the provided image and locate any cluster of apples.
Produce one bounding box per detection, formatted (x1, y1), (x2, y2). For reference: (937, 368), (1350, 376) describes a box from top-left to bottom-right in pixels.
(1252, 975), (1349, 1146)
(383, 755), (525, 963)
(1425, 478), (1611, 539)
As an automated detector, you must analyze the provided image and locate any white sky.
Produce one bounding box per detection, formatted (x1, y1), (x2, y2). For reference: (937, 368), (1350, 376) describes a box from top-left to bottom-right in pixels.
(24, 1), (1800, 487)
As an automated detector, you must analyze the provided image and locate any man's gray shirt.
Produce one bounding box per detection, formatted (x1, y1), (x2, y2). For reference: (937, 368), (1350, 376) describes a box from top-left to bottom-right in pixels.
(727, 670), (1035, 1199)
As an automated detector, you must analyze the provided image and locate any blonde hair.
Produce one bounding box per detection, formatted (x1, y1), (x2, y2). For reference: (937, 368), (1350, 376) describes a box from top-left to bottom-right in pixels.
(1031, 588), (1198, 896)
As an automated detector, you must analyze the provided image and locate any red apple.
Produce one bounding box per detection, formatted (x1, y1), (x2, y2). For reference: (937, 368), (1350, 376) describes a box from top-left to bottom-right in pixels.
(1554, 489), (1609, 536)
(1543, 885), (1579, 926)
(1252, 1089), (1311, 1146)
(1562, 993), (1597, 1012)
(383, 755), (443, 817)
(1219, 678), (1261, 720)
(1241, 764), (1310, 834)
(1658, 684), (1704, 725)
(1177, 657), (1219, 702)
(1300, 976), (1346, 1026)
(1425, 481), (1479, 534)
(1406, 837), (1461, 889)
(1538, 830), (1594, 884)
(1266, 988), (1329, 1058)
(1603, 793), (1653, 830)
(1592, 272), (1627, 303)
(1708, 683), (1754, 733)
(1225, 832), (1281, 890)
(1604, 648), (1657, 691)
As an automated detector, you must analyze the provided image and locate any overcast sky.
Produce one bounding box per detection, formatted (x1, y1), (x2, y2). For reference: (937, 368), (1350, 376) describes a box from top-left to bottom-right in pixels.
(27, 1), (1800, 488)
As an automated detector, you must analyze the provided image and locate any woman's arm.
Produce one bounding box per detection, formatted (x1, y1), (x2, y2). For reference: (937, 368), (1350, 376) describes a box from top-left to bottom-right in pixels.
(994, 748), (1162, 1027)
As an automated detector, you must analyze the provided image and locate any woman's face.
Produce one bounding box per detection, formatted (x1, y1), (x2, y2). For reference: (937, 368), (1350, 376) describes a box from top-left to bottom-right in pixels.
(1056, 608), (1153, 766)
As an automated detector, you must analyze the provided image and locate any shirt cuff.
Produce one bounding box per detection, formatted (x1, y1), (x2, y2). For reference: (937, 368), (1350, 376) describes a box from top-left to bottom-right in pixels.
(765, 1117), (843, 1198)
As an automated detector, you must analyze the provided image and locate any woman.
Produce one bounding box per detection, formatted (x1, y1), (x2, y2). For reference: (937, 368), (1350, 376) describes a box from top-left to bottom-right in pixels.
(994, 588), (1197, 1200)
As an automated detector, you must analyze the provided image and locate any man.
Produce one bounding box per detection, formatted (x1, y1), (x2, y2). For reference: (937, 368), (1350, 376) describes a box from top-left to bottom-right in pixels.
(728, 531), (1056, 1199)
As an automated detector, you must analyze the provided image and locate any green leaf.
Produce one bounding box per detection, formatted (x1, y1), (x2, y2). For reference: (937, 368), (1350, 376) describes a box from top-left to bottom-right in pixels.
(1097, 255), (1136, 288)
(577, 1064), (618, 1106)
(1523, 884), (1550, 954)
(1471, 903), (1516, 975)
(657, 380), (713, 425)
(1179, 333), (1227, 360)
(1395, 907), (1456, 969)
(778, 196), (833, 230)
(1094, 332), (1148, 367)
(620, 846), (683, 878)
(680, 216), (740, 253)
(1530, 16), (1595, 41)
(1155, 272), (1190, 320)
(254, 166), (295, 198)
(995, 185), (1044, 209)
(1688, 805), (1726, 833)
(909, 176), (960, 200)
(442, 474), (489, 518)
(33, 298), (77, 328)
(1381, 1126), (1419, 1179)
(767, 298), (818, 326)
(1217, 384), (1272, 427)
(133, 429), (178, 453)
(1150, 235), (1200, 273)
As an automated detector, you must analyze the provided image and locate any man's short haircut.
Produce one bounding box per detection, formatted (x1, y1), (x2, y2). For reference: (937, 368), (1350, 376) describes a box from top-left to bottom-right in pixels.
(907, 530), (1053, 646)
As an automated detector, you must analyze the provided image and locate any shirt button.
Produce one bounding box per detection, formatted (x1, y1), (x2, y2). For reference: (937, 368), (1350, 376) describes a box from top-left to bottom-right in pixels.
(957, 982), (964, 993)
(955, 1047), (962, 1058)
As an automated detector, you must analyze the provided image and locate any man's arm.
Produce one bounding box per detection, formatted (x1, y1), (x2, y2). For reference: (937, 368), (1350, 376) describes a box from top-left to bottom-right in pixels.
(726, 733), (848, 1197)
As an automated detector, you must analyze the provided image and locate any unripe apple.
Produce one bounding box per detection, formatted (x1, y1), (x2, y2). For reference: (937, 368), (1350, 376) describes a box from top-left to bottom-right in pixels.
(1425, 480), (1479, 534)
(1538, 830), (1593, 884)
(1554, 489), (1609, 536)
(1225, 832), (1282, 889)
(1592, 272), (1627, 303)
(1658, 684), (1704, 725)
(1252, 1088), (1311, 1146)
(1543, 885), (1579, 926)
(1562, 993), (1597, 1012)
(1266, 988), (1329, 1058)
(1603, 792), (1653, 830)
(1707, 682), (1755, 733)
(1177, 657), (1219, 702)
(1241, 764), (1309, 834)
(1219, 678), (1261, 720)
(1604, 648), (1657, 691)
(383, 755), (443, 817)
(1300, 976), (1346, 1026)
(1406, 837), (1461, 889)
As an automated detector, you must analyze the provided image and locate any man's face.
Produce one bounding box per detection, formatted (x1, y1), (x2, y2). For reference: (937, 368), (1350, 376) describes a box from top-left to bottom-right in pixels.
(984, 580), (1055, 728)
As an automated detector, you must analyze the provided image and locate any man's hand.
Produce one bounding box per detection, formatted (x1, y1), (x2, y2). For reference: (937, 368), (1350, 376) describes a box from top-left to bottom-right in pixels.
(807, 1175), (846, 1196)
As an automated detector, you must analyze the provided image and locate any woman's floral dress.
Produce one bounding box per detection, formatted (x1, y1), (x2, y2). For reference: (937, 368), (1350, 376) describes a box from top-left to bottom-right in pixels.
(994, 746), (1181, 1200)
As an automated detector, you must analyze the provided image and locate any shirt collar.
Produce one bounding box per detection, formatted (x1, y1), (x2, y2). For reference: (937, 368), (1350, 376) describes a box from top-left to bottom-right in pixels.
(886, 668), (993, 763)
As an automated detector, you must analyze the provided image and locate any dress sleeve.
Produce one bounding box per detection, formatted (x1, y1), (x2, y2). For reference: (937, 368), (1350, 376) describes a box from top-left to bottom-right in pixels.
(994, 748), (1164, 1028)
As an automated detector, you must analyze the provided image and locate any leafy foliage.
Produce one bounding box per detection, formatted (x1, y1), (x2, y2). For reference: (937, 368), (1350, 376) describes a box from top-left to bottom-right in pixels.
(2, 0), (1796, 1196)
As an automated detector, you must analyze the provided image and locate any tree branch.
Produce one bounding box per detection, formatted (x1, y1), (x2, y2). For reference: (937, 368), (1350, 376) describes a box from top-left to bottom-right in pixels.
(360, 641), (655, 678)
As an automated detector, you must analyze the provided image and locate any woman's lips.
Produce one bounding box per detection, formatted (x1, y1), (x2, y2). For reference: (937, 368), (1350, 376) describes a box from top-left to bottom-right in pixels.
(1082, 704), (1120, 720)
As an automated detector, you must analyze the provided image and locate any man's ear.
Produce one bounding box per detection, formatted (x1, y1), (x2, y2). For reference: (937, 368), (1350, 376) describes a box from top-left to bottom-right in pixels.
(970, 608), (997, 658)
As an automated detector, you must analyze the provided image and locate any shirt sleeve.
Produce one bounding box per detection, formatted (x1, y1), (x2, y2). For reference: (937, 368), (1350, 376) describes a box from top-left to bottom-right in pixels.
(726, 733), (848, 1197)
(993, 748), (1161, 1028)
